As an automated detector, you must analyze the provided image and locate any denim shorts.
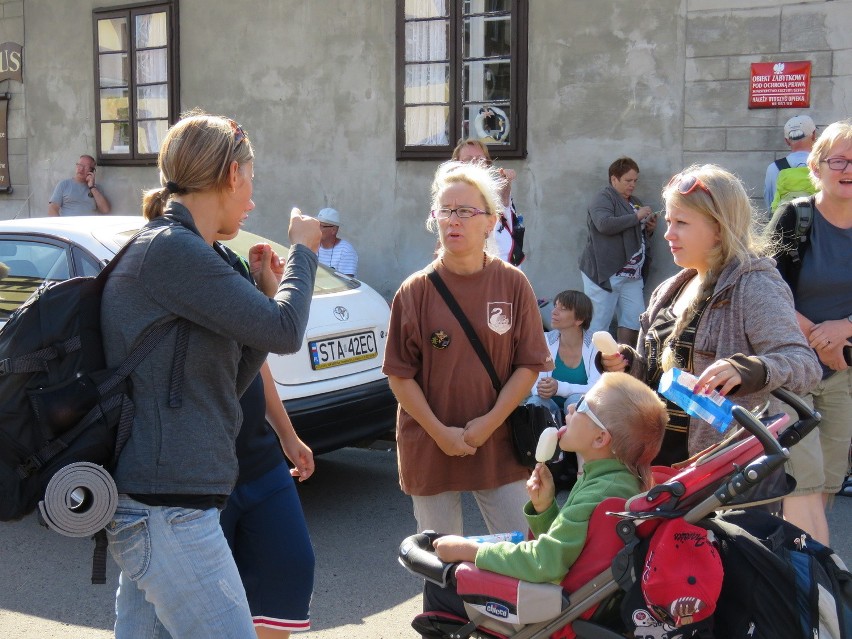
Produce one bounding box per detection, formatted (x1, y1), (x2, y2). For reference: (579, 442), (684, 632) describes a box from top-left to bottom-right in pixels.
(106, 495), (255, 639)
(221, 462), (315, 632)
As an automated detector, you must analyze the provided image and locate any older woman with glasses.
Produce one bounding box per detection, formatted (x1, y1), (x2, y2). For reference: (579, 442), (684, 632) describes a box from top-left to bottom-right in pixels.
(383, 160), (552, 547)
(451, 138), (525, 266)
(101, 111), (320, 638)
(768, 120), (852, 546)
(600, 164), (820, 469)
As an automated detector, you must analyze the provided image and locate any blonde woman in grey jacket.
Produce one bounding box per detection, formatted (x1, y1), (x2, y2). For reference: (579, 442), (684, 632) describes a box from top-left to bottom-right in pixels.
(601, 164), (822, 466)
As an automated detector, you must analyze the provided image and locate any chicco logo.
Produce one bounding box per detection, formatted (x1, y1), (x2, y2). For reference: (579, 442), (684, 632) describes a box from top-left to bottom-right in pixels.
(485, 602), (509, 619)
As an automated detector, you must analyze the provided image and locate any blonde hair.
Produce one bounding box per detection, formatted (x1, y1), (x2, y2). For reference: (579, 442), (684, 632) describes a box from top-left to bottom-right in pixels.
(660, 164), (770, 370)
(426, 161), (505, 258)
(807, 119), (852, 190)
(142, 109), (254, 221)
(589, 372), (667, 490)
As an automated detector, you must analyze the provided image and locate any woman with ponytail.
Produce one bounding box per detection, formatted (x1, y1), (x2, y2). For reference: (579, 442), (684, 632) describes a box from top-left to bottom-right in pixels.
(601, 164), (820, 465)
(101, 111), (320, 638)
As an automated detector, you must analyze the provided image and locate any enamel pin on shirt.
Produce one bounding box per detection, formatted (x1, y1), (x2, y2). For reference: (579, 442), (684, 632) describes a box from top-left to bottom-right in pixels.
(430, 330), (451, 349)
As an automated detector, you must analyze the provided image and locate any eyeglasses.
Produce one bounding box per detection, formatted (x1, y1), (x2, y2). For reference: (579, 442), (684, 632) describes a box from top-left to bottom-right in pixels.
(574, 394), (609, 434)
(668, 172), (717, 207)
(76, 163), (95, 172)
(228, 118), (247, 151)
(462, 157), (492, 167)
(822, 157), (852, 171)
(430, 206), (488, 219)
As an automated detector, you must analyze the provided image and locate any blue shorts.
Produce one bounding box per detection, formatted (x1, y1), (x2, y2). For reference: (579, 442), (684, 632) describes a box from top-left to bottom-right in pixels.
(220, 462), (315, 632)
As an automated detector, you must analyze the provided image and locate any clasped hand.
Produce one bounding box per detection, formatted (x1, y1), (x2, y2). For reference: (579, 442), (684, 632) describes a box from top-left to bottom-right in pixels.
(807, 320), (851, 371)
(536, 376), (558, 399)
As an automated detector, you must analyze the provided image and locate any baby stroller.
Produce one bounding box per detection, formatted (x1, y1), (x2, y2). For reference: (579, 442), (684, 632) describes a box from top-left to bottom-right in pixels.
(399, 388), (851, 638)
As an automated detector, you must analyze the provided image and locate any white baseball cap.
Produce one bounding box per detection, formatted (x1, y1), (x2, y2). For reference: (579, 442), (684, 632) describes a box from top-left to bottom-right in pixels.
(317, 207), (341, 227)
(784, 115), (816, 141)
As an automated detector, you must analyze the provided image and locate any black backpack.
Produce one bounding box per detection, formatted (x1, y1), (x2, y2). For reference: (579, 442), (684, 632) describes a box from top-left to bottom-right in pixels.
(767, 195), (814, 291)
(0, 220), (186, 580)
(705, 509), (852, 639)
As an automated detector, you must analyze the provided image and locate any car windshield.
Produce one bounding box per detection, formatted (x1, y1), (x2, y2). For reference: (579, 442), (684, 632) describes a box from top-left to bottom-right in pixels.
(112, 227), (360, 294)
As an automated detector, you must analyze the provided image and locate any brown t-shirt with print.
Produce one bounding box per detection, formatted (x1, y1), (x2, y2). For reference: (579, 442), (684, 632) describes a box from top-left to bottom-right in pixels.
(383, 257), (554, 496)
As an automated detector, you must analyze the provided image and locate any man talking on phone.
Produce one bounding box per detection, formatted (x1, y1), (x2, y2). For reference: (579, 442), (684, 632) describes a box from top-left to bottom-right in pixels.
(48, 154), (111, 216)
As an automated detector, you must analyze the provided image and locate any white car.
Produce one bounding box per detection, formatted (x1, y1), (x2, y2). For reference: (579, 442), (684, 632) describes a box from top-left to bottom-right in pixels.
(0, 216), (396, 453)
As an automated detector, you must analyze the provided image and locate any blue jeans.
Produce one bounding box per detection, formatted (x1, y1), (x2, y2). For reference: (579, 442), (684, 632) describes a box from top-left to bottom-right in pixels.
(107, 495), (255, 639)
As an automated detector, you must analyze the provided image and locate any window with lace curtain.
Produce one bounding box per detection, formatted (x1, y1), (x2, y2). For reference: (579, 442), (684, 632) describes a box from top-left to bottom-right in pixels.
(92, 2), (179, 166)
(396, 0), (528, 160)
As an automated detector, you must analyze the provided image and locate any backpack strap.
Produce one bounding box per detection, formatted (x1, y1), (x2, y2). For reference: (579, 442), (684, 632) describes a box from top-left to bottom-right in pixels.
(793, 196), (814, 245)
(0, 335), (81, 376)
(774, 157), (791, 171)
(768, 196), (814, 291)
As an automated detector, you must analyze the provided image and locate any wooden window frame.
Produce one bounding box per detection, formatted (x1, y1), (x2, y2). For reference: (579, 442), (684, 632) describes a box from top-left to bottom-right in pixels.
(396, 0), (528, 161)
(92, 1), (180, 167)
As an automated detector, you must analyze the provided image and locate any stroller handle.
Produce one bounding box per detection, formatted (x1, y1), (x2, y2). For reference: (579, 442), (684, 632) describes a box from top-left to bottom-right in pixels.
(704, 387), (819, 511)
(731, 405), (784, 458)
(398, 531), (455, 588)
(771, 387), (821, 449)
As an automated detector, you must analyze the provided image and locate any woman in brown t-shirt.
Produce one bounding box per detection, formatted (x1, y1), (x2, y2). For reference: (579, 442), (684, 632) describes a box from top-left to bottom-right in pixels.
(383, 161), (553, 538)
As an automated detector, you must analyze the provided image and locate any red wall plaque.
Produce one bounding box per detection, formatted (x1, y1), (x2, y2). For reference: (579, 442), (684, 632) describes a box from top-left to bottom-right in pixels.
(749, 61), (811, 109)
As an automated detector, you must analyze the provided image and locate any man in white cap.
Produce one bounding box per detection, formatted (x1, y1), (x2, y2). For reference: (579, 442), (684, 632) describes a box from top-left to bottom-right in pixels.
(316, 207), (359, 277)
(764, 115), (818, 212)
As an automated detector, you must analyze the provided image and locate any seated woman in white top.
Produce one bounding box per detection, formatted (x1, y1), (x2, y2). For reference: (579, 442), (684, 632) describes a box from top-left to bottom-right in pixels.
(527, 290), (602, 419)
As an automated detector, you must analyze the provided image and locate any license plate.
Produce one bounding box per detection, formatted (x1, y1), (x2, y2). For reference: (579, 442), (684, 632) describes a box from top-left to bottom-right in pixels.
(309, 331), (377, 370)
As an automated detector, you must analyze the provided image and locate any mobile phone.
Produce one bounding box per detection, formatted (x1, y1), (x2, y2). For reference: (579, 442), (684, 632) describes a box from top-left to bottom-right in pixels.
(844, 344), (852, 366)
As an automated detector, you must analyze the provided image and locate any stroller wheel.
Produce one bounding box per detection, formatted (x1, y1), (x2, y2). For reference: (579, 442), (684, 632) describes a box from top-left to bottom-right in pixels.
(412, 612), (472, 638)
(412, 612), (498, 638)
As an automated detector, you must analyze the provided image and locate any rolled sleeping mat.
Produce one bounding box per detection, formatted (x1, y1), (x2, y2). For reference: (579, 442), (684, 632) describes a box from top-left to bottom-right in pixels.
(38, 462), (118, 537)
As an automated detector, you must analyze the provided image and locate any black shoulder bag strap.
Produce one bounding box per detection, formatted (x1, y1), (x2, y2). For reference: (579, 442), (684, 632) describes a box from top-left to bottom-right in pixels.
(425, 266), (501, 392)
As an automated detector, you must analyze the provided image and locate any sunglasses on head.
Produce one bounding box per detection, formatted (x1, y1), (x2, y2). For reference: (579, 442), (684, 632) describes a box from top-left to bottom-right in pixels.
(227, 118), (247, 151)
(667, 172), (717, 208)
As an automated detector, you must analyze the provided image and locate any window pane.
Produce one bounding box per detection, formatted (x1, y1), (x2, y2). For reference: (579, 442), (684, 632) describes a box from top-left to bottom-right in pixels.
(463, 104), (511, 144)
(100, 122), (131, 154)
(405, 21), (448, 62)
(137, 84), (168, 119)
(405, 63), (449, 104)
(463, 60), (510, 102)
(98, 17), (128, 53)
(462, 0), (511, 14)
(0, 241), (69, 318)
(135, 12), (167, 48)
(99, 52), (129, 88)
(100, 88), (129, 120)
(137, 119), (169, 154)
(136, 49), (168, 84)
(404, 0), (448, 18)
(405, 105), (449, 146)
(464, 14), (511, 58)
